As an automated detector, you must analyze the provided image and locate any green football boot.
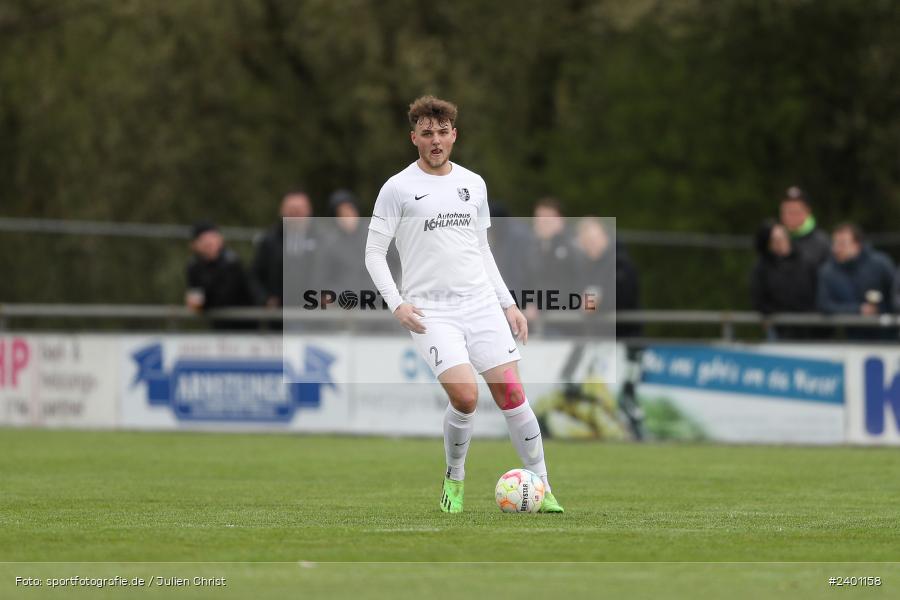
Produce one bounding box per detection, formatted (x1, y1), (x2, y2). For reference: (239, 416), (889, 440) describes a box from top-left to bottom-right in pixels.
(539, 490), (565, 513)
(439, 477), (464, 513)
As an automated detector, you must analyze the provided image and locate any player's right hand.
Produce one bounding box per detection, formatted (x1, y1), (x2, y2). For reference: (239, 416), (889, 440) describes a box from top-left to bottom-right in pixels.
(394, 303), (426, 334)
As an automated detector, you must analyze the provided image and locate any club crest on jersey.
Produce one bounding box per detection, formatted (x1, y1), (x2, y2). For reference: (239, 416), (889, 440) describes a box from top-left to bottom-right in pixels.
(457, 187), (470, 202)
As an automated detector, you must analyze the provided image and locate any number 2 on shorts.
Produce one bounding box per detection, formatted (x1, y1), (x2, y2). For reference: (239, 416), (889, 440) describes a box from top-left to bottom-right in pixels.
(429, 346), (443, 367)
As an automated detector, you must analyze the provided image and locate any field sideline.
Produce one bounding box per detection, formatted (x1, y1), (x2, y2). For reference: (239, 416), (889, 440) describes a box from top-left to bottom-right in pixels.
(2, 430), (899, 598)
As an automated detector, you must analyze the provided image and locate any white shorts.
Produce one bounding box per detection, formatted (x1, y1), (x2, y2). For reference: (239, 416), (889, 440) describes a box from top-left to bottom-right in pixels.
(410, 301), (521, 378)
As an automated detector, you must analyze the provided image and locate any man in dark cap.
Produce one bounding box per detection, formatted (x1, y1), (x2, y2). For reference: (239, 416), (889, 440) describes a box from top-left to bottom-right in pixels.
(779, 186), (830, 268)
(185, 221), (258, 328)
(317, 189), (374, 294)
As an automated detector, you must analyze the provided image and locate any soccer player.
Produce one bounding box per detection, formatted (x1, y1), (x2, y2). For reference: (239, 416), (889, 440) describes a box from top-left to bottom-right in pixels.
(364, 95), (564, 513)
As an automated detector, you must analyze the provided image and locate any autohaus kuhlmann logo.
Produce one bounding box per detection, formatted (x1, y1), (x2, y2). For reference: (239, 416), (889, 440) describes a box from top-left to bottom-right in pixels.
(424, 212), (472, 231)
(131, 343), (335, 423)
(864, 357), (900, 435)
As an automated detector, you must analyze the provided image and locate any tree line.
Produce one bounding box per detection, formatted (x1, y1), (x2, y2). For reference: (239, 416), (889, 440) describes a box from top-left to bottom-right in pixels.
(1, 0), (898, 310)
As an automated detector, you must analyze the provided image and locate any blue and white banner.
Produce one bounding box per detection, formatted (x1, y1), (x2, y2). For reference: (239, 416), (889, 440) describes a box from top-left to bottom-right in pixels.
(130, 342), (335, 423)
(641, 346), (843, 404)
(638, 345), (845, 444)
(120, 336), (349, 431)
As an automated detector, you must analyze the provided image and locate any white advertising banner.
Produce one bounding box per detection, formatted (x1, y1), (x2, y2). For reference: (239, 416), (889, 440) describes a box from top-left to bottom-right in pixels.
(120, 334), (588, 437)
(333, 336), (506, 437)
(0, 334), (118, 428)
(341, 338), (620, 437)
(7, 333), (896, 446)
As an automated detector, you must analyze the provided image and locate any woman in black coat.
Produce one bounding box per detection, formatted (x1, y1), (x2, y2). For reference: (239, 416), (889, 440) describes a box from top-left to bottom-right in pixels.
(750, 219), (819, 339)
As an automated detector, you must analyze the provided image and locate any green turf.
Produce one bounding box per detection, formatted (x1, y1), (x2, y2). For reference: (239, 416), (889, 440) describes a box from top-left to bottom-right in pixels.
(1, 430), (899, 598)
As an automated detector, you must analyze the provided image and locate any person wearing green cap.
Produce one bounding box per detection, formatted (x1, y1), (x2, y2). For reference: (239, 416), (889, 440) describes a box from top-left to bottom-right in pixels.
(779, 186), (830, 267)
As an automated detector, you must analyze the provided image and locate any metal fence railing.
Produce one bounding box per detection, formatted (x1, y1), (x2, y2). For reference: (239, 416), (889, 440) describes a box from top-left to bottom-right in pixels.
(4, 216), (900, 248)
(2, 303), (899, 341)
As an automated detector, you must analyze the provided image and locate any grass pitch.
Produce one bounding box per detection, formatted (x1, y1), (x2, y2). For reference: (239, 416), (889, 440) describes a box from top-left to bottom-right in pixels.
(1, 430), (899, 598)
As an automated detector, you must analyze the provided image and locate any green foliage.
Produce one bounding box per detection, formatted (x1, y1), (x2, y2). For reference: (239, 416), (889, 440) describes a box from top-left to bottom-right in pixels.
(640, 395), (707, 440)
(0, 0), (898, 306)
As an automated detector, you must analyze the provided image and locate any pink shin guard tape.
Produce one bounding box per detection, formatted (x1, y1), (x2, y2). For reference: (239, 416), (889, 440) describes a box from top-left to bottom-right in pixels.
(502, 368), (525, 410)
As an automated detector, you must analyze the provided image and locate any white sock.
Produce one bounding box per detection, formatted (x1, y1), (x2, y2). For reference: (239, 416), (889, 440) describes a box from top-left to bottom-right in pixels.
(502, 400), (551, 492)
(443, 404), (474, 481)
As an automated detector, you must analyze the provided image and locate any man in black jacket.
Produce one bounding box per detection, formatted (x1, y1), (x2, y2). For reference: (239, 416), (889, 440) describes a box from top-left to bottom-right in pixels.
(895, 266), (900, 314)
(252, 190), (319, 308)
(523, 197), (578, 331)
(817, 223), (896, 339)
(185, 221), (257, 329)
(750, 219), (818, 339)
(574, 217), (640, 338)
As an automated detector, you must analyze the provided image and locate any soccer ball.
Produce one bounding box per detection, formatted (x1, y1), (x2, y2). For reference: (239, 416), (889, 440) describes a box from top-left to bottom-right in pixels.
(495, 468), (545, 513)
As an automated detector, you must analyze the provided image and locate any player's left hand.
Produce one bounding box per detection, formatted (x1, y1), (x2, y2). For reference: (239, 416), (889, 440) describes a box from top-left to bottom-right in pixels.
(505, 305), (528, 344)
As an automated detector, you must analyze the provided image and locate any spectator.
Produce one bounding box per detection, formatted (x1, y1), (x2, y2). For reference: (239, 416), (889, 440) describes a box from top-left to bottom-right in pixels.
(185, 221), (257, 329)
(817, 223), (895, 339)
(895, 266), (900, 313)
(779, 186), (831, 267)
(317, 189), (370, 293)
(524, 197), (578, 319)
(487, 201), (531, 295)
(252, 190), (319, 308)
(518, 197), (580, 337)
(574, 217), (641, 338)
(750, 219), (818, 339)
